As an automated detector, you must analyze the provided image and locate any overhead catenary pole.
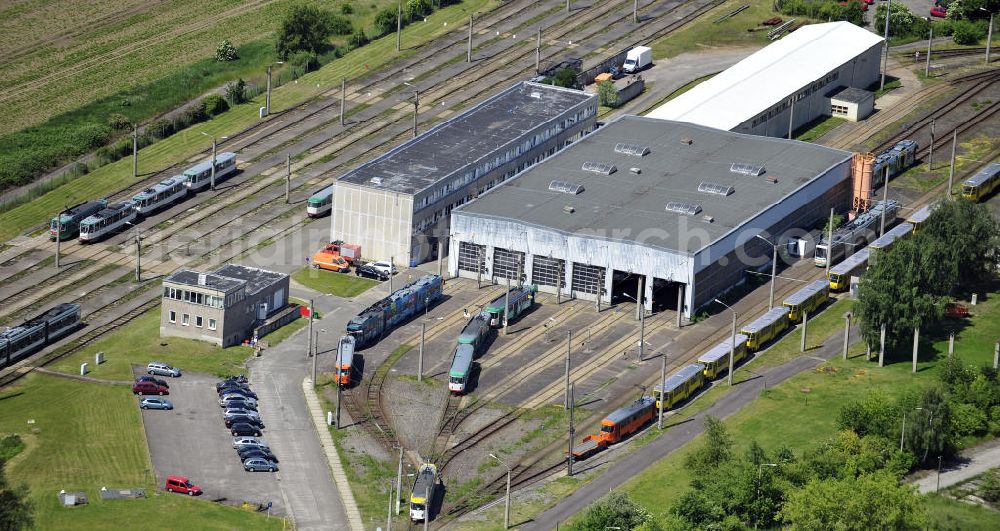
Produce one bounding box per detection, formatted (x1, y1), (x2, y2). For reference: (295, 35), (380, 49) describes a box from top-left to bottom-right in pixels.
(266, 64), (272, 115)
(638, 294), (645, 361)
(928, 119), (935, 170)
(912, 326), (920, 372)
(879, 323), (887, 367)
(948, 130), (957, 197)
(340, 78), (346, 126)
(880, 0), (892, 91)
(535, 27), (541, 74)
(658, 354), (666, 429)
(676, 286), (683, 328)
(800, 311), (808, 352)
(825, 208), (834, 278)
(503, 275), (511, 336)
(389, 255), (394, 294)
(769, 244), (777, 309)
(55, 206), (66, 270)
(595, 269), (604, 313)
(842, 312), (851, 360)
(437, 240), (444, 279)
(134, 232), (141, 282)
(880, 172), (889, 236)
(925, 26), (933, 78)
(396, 1), (402, 52)
(467, 15), (473, 62)
(312, 330), (318, 383)
(285, 154), (291, 203)
(787, 97), (795, 139)
(307, 299), (314, 361)
(395, 446), (404, 514)
(567, 382), (575, 476)
(418, 323), (425, 382)
(564, 331), (572, 408)
(386, 478), (394, 531)
(423, 484), (430, 531)
(210, 137), (217, 191)
(412, 90), (419, 138)
(986, 11), (994, 64)
(132, 124), (138, 178)
(634, 0), (639, 23)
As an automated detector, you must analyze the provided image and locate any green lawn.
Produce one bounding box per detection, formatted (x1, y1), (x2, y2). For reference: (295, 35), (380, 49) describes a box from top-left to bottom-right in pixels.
(892, 134), (1000, 195)
(49, 308), (255, 380)
(292, 266), (379, 298)
(0, 373), (283, 530)
(794, 115), (847, 143)
(925, 493), (1000, 530)
(649, 0), (793, 59)
(619, 291), (1000, 525)
(0, 0), (498, 242)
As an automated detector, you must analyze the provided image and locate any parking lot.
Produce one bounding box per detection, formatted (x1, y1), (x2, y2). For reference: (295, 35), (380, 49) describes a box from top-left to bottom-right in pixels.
(137, 370), (285, 515)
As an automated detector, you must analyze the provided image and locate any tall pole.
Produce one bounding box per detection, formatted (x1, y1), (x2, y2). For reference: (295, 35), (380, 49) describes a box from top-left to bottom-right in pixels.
(335, 374), (342, 428)
(727, 307), (736, 386)
(787, 98), (795, 139)
(564, 331), (571, 409)
(567, 382), (575, 476)
(504, 275), (511, 336)
(389, 255), (394, 294)
(925, 26), (933, 78)
(437, 240), (443, 279)
(879, 323), (886, 368)
(676, 286), (683, 328)
(928, 119), (935, 170)
(422, 485), (429, 531)
(825, 208), (834, 277)
(880, 175), (889, 236)
(395, 447), (404, 514)
(308, 299), (314, 360)
(937, 456), (943, 492)
(54, 207), (64, 270)
(635, 277), (642, 320)
(948, 130), (957, 197)
(987, 12), (994, 64)
(842, 313), (851, 360)
(638, 296), (645, 361)
(132, 124), (138, 178)
(467, 15), (473, 62)
(900, 412), (907, 451)
(386, 478), (393, 531)
(285, 154), (291, 203)
(658, 354), (666, 429)
(503, 466), (511, 530)
(800, 311), (808, 352)
(476, 248), (483, 289)
(880, 0), (892, 91)
(210, 137), (217, 191)
(134, 232), (141, 282)
(412, 90), (419, 138)
(340, 78), (346, 126)
(567, 0), (570, 11)
(396, 1), (402, 52)
(266, 64), (272, 115)
(595, 269), (603, 313)
(418, 323), (425, 382)
(769, 244), (777, 310)
(634, 0), (639, 23)
(912, 326), (919, 373)
(535, 27), (541, 74)
(312, 330), (318, 383)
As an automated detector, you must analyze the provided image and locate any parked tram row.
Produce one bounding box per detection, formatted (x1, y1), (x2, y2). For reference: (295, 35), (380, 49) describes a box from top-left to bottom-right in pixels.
(49, 152), (237, 243)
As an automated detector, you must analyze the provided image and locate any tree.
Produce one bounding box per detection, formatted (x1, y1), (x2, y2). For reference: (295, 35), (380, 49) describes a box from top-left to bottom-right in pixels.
(552, 68), (579, 88)
(405, 0), (433, 21)
(0, 459), (32, 530)
(780, 472), (925, 530)
(921, 200), (1000, 292)
(684, 416), (733, 475)
(837, 389), (899, 439)
(276, 5), (337, 60)
(572, 491), (654, 531)
(905, 387), (952, 464)
(216, 39), (238, 61)
(598, 80), (619, 108)
(225, 78), (247, 105)
(372, 7), (399, 38)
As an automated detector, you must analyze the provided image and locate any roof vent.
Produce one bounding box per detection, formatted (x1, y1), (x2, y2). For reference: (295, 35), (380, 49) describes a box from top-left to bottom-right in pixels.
(665, 201), (702, 216)
(766, 176), (779, 184)
(530, 91), (542, 99)
(614, 143), (650, 157)
(563, 205), (575, 214)
(629, 167), (641, 174)
(197, 274), (207, 286)
(703, 215), (715, 223)
(680, 138), (693, 145)
(698, 182), (735, 196)
(582, 161), (616, 175)
(549, 180), (584, 195)
(370, 176), (383, 185)
(730, 162), (765, 176)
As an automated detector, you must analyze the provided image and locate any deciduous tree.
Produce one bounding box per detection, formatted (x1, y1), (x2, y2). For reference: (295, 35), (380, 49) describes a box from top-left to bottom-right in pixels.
(780, 472), (924, 530)
(276, 5), (337, 60)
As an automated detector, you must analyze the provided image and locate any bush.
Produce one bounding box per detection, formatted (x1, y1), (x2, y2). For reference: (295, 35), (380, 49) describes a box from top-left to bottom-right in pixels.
(225, 78), (248, 105)
(201, 94), (229, 116)
(552, 68), (579, 88)
(405, 0), (433, 21)
(373, 7), (400, 38)
(328, 14), (353, 35)
(106, 112), (132, 131)
(952, 20), (986, 45)
(982, 469), (1000, 502)
(598, 80), (619, 108)
(950, 401), (987, 437)
(276, 5), (338, 59)
(147, 118), (174, 140)
(348, 30), (369, 49)
(340, 3), (353, 15)
(287, 50), (320, 72)
(216, 39), (239, 61)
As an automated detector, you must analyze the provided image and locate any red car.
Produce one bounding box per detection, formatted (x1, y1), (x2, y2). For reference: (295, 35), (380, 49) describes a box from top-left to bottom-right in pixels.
(132, 381), (168, 395)
(931, 6), (947, 17)
(165, 475), (201, 496)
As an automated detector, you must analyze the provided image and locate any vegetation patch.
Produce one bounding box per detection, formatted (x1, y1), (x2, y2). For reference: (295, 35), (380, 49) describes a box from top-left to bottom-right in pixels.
(292, 266), (379, 298)
(649, 0), (793, 59)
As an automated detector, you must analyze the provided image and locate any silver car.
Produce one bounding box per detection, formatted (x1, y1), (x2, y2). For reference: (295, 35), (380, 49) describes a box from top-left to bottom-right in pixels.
(232, 436), (268, 449)
(139, 397), (173, 410)
(224, 408), (261, 421)
(147, 362), (181, 377)
(219, 395), (257, 408)
(244, 457), (277, 472)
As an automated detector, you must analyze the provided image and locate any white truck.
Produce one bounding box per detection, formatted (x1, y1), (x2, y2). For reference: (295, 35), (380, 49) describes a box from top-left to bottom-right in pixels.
(622, 46), (652, 73)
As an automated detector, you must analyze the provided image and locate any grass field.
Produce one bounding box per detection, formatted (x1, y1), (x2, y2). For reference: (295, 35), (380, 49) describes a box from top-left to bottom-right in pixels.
(49, 308), (259, 380)
(892, 134), (1000, 195)
(794, 115), (847, 143)
(925, 493), (1000, 530)
(649, 0), (789, 59)
(292, 266), (379, 298)
(619, 291), (1000, 525)
(0, 0), (498, 243)
(0, 373), (283, 530)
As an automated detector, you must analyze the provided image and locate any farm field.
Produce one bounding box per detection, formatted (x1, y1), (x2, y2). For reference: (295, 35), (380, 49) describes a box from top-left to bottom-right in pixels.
(0, 0), (497, 242)
(0, 373), (285, 530)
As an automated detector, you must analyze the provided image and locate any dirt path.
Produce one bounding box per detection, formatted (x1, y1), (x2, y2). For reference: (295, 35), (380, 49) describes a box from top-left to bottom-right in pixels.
(912, 439), (1000, 494)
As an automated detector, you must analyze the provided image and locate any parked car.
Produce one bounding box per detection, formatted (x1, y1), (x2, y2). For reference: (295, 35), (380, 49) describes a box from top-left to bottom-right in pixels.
(136, 375), (169, 388)
(224, 408), (261, 420)
(233, 436), (268, 449)
(224, 415), (264, 429)
(165, 475), (202, 495)
(217, 385), (257, 399)
(368, 261), (397, 276)
(147, 362), (181, 377)
(243, 457), (278, 472)
(219, 396), (257, 411)
(931, 6), (946, 17)
(139, 397), (173, 410)
(132, 381), (169, 395)
(237, 446), (278, 463)
(355, 264), (389, 281)
(216, 375), (248, 390)
(231, 422), (263, 437)
(220, 393), (257, 407)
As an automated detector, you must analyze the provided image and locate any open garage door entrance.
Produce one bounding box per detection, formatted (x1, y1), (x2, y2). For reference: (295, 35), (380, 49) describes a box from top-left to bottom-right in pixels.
(652, 278), (684, 313)
(610, 270), (642, 306)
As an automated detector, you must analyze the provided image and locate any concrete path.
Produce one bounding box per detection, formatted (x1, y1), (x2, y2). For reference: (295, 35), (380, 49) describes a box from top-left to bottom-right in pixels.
(913, 440), (1000, 494)
(523, 325), (860, 530)
(303, 377), (365, 531)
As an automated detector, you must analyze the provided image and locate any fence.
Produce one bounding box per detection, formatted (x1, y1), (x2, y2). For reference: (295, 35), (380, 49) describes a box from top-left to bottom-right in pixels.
(577, 48), (632, 87)
(254, 303), (301, 340)
(615, 77), (646, 106)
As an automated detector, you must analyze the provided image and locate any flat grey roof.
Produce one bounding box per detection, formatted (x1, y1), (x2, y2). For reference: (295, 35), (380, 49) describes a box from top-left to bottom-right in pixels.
(166, 264), (286, 295)
(456, 116), (852, 255)
(829, 86), (873, 104)
(338, 82), (595, 195)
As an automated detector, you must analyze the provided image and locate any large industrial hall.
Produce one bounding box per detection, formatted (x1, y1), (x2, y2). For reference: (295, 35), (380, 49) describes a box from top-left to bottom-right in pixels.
(329, 81), (598, 266)
(448, 116), (854, 318)
(646, 21), (884, 137)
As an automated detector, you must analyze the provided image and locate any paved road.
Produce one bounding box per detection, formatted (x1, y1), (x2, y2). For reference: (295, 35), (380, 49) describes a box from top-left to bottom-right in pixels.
(914, 439), (1000, 494)
(522, 325), (859, 530)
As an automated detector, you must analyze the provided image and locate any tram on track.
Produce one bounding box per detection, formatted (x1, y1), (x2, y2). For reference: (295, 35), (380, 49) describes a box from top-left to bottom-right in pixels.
(345, 275), (443, 348)
(0, 303), (81, 368)
(78, 202), (138, 242)
(50, 199), (107, 241)
(183, 152), (237, 191)
(484, 284), (537, 328)
(782, 279), (829, 323)
(448, 344), (475, 393)
(131, 175), (189, 216)
(409, 463), (438, 522)
(653, 363), (706, 411)
(335, 335), (354, 386)
(697, 334), (749, 380)
(962, 162), (1000, 202)
(741, 307), (791, 351)
(306, 186), (334, 217)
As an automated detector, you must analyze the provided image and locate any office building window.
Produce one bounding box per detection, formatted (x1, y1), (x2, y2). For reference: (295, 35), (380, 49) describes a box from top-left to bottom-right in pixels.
(169, 311), (176, 323)
(209, 319), (217, 331)
(182, 314), (189, 326)
(196, 316), (203, 328)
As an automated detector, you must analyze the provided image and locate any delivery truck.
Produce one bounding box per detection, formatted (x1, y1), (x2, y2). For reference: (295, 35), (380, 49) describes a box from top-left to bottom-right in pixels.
(622, 46), (652, 73)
